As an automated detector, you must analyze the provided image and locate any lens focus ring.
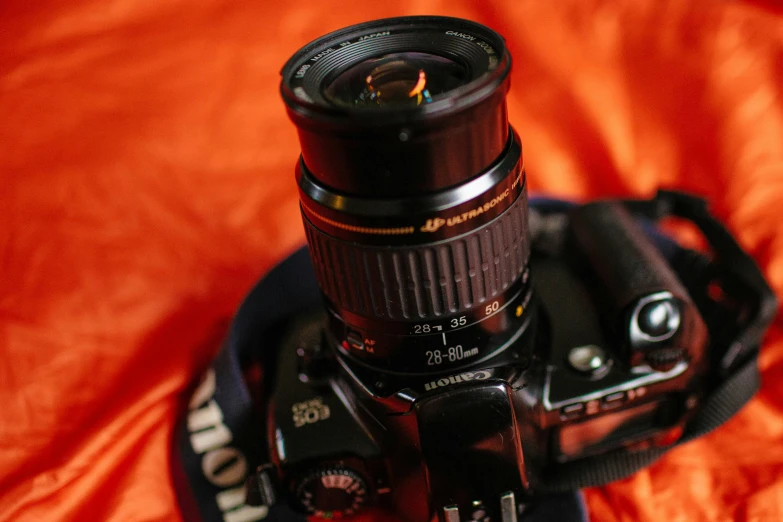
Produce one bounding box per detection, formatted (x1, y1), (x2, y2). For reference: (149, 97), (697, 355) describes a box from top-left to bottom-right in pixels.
(304, 191), (530, 322)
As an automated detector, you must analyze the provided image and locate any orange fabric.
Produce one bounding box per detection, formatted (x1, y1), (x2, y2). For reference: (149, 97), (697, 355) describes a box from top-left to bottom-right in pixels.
(1, 1), (782, 521)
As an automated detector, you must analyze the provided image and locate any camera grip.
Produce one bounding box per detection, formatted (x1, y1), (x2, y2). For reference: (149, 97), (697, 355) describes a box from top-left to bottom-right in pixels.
(566, 201), (706, 368)
(567, 202), (688, 307)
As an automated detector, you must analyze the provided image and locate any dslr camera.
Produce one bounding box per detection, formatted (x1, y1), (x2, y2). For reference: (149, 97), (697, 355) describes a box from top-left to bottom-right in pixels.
(244, 16), (776, 522)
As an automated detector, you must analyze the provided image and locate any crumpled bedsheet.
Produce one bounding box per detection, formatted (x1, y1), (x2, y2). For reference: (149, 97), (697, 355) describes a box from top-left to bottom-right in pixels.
(2, 1), (782, 521)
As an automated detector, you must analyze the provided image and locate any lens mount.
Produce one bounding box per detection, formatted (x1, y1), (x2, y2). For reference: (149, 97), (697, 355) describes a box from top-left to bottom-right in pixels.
(280, 16), (512, 197)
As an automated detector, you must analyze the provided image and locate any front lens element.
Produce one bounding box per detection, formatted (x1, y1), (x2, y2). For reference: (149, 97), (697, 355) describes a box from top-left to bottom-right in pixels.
(324, 52), (468, 108)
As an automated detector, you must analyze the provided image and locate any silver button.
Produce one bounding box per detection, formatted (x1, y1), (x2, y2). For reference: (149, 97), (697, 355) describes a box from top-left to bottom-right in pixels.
(500, 492), (518, 522)
(629, 291), (681, 347)
(567, 345), (609, 377)
(443, 506), (460, 522)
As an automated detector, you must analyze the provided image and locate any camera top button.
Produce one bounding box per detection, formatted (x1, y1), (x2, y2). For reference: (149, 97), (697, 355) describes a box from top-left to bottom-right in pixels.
(602, 392), (625, 409)
(345, 330), (364, 351)
(567, 345), (609, 377)
(560, 403), (585, 420)
(637, 299), (681, 338)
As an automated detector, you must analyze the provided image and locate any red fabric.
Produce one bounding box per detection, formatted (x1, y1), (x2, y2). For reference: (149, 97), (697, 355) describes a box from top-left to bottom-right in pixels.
(2, 1), (782, 521)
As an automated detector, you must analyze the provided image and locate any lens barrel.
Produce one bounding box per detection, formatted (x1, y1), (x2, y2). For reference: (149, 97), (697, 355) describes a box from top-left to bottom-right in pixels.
(281, 16), (532, 375)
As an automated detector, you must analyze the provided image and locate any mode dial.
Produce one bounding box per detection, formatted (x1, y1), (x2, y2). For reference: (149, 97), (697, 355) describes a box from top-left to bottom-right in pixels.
(294, 466), (369, 517)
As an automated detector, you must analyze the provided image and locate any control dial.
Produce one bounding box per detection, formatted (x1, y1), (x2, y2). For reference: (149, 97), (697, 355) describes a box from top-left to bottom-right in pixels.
(294, 466), (369, 517)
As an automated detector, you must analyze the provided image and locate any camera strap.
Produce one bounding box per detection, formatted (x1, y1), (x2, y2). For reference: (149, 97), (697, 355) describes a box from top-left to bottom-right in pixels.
(171, 246), (320, 522)
(171, 192), (775, 519)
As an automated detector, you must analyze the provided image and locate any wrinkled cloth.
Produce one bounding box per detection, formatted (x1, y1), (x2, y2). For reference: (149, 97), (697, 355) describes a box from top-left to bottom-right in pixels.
(1, 1), (782, 521)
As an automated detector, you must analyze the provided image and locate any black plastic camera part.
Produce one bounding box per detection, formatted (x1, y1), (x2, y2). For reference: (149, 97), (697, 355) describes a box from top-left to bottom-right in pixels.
(170, 195), (774, 522)
(249, 192), (774, 522)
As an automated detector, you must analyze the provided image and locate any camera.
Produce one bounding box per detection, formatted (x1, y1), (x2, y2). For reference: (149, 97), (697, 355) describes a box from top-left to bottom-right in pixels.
(243, 16), (776, 522)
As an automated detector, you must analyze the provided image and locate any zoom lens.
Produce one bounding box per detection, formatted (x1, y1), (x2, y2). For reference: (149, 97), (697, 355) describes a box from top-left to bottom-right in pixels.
(281, 17), (532, 375)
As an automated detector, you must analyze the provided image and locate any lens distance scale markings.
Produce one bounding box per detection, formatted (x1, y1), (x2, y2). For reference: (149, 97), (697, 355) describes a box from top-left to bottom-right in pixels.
(332, 274), (532, 375)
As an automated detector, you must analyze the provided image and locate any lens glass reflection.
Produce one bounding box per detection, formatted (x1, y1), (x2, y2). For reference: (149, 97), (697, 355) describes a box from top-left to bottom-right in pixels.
(324, 52), (468, 108)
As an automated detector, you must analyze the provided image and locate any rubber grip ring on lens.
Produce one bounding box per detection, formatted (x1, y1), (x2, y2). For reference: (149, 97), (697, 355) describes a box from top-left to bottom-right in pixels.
(303, 190), (530, 322)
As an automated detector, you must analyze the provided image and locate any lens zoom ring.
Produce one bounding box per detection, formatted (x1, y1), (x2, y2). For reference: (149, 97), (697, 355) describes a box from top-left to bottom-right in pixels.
(303, 192), (530, 321)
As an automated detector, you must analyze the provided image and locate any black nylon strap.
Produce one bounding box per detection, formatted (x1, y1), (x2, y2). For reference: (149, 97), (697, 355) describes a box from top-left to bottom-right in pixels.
(680, 351), (760, 443)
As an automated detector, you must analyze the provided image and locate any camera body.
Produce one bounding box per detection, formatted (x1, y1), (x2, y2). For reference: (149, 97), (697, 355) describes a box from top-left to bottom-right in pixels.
(237, 15), (776, 522)
(256, 200), (709, 521)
